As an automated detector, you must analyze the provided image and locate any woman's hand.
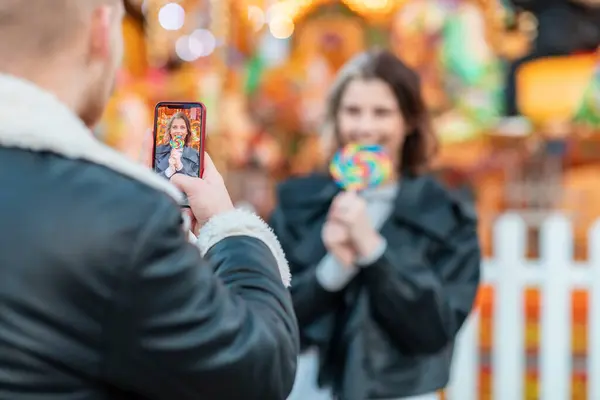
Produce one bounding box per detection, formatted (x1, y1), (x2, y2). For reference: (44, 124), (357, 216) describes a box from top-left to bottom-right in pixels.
(329, 191), (384, 259)
(322, 219), (356, 267)
(169, 152), (183, 172)
(168, 155), (177, 170)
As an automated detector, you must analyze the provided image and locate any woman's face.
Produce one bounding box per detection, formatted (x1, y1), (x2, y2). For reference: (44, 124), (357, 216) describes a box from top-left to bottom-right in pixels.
(336, 78), (406, 164)
(169, 118), (188, 139)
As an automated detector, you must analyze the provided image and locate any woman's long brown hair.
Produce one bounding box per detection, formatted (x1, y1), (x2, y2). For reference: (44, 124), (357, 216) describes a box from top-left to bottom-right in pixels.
(320, 50), (438, 176)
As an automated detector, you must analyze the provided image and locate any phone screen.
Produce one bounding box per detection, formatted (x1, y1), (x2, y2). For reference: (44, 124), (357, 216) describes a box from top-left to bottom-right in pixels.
(153, 103), (204, 180)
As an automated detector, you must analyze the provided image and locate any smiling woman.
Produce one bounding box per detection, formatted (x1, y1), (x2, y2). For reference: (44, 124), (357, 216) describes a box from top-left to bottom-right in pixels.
(272, 49), (481, 400)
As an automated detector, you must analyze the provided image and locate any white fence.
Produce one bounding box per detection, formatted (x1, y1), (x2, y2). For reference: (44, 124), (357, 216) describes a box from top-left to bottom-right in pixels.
(448, 213), (600, 400)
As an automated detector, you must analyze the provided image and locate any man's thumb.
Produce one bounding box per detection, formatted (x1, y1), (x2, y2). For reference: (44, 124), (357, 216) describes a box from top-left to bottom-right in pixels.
(170, 174), (201, 194)
(201, 152), (224, 183)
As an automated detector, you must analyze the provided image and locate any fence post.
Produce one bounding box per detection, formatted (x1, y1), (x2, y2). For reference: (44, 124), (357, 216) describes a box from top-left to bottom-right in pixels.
(447, 311), (479, 400)
(588, 222), (600, 400)
(539, 214), (572, 400)
(493, 213), (526, 400)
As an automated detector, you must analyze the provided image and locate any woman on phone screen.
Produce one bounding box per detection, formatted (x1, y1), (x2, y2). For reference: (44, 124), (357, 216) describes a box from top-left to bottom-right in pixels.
(271, 50), (481, 400)
(155, 112), (200, 178)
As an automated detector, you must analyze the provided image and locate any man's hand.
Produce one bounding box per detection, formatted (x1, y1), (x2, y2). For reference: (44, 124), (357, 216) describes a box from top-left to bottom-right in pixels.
(170, 153), (234, 227)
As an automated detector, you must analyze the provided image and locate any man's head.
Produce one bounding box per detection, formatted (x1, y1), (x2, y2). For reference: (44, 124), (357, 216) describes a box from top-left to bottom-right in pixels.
(0, 0), (125, 127)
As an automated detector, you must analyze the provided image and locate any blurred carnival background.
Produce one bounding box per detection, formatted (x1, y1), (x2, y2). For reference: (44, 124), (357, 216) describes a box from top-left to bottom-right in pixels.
(97, 0), (600, 398)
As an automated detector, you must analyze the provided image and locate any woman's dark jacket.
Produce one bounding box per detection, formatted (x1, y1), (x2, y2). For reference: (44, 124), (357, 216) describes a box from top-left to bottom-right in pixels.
(270, 173), (481, 400)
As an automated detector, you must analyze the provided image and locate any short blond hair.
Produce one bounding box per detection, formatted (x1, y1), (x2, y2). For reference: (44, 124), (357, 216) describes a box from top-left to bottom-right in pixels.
(0, 0), (116, 63)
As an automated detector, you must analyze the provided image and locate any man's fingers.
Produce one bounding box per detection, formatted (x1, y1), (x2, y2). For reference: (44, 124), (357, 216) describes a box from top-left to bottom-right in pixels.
(203, 152), (215, 167)
(170, 174), (204, 194)
(201, 152), (223, 183)
(182, 208), (200, 236)
(202, 152), (215, 173)
(141, 129), (154, 167)
(182, 208), (194, 228)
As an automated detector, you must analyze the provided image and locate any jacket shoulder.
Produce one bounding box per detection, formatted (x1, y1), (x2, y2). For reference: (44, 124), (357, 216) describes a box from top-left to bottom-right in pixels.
(74, 155), (179, 215)
(276, 173), (331, 196)
(8, 149), (182, 246)
(273, 173), (337, 228)
(418, 175), (477, 223)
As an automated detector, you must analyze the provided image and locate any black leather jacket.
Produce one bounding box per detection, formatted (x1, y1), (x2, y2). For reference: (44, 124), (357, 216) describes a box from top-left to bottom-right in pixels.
(270, 173), (481, 400)
(0, 74), (299, 400)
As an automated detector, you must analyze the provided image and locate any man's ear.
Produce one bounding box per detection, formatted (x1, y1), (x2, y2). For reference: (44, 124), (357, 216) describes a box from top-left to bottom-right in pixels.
(87, 6), (112, 62)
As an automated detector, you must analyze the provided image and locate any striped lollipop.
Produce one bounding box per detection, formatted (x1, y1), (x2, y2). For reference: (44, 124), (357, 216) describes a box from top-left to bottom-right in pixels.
(330, 144), (393, 191)
(170, 136), (184, 150)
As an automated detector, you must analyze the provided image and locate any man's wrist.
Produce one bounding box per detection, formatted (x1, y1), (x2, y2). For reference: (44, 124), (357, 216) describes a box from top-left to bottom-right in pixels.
(216, 202), (235, 215)
(194, 206), (235, 227)
(196, 208), (291, 287)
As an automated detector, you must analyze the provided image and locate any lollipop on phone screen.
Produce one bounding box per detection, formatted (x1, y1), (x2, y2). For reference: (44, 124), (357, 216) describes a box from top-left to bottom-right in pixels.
(170, 136), (184, 150)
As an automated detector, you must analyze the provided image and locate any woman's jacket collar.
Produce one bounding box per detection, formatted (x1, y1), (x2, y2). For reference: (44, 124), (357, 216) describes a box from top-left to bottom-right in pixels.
(276, 172), (477, 242)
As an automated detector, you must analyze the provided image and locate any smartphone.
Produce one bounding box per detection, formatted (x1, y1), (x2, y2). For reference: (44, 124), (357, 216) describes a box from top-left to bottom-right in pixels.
(152, 101), (206, 207)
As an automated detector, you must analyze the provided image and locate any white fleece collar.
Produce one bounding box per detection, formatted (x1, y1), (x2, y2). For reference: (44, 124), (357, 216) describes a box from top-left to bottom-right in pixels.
(0, 74), (183, 201)
(0, 74), (290, 287)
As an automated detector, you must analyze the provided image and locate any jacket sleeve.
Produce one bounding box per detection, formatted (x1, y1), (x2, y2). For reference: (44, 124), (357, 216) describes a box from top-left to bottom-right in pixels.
(361, 219), (481, 354)
(104, 204), (299, 400)
(269, 206), (344, 336)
